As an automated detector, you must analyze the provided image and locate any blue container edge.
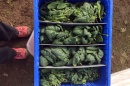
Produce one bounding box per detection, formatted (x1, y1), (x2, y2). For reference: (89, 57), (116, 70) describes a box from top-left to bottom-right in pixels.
(34, 0), (113, 86)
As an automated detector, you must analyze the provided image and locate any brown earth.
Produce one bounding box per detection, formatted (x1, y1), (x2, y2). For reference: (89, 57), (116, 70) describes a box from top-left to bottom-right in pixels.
(0, 0), (130, 86)
(0, 0), (33, 86)
(112, 0), (130, 73)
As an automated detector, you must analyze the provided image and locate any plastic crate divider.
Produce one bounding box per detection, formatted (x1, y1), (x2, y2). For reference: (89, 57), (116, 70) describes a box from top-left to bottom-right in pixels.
(39, 44), (106, 46)
(39, 21), (107, 26)
(39, 64), (106, 69)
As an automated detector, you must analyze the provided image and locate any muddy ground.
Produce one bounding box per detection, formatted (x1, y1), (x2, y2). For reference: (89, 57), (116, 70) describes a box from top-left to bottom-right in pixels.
(0, 0), (130, 86)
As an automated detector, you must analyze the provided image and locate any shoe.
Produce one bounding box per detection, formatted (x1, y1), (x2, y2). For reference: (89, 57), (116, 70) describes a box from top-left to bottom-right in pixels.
(12, 48), (29, 59)
(15, 26), (32, 37)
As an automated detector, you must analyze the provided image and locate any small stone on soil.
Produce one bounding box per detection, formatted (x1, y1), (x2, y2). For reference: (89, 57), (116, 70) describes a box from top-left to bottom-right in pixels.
(3, 73), (8, 77)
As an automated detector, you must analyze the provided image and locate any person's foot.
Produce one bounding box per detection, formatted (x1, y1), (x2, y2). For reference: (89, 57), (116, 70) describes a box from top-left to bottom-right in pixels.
(15, 26), (32, 37)
(12, 48), (29, 59)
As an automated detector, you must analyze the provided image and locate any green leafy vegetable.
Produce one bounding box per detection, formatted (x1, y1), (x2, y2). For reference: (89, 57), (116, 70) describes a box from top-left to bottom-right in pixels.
(40, 56), (48, 67)
(40, 47), (104, 67)
(40, 68), (100, 85)
(51, 48), (69, 62)
(53, 61), (66, 66)
(40, 25), (103, 44)
(40, 0), (104, 23)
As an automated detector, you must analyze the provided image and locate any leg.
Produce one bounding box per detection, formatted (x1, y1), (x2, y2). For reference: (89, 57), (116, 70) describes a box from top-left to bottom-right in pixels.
(0, 21), (18, 41)
(0, 46), (16, 64)
(0, 46), (29, 64)
(0, 21), (32, 41)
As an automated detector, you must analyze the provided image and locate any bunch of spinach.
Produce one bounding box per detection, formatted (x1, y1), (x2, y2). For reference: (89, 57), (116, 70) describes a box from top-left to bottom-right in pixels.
(40, 0), (104, 23)
(39, 0), (105, 85)
(40, 68), (99, 86)
(40, 25), (103, 45)
(40, 47), (104, 67)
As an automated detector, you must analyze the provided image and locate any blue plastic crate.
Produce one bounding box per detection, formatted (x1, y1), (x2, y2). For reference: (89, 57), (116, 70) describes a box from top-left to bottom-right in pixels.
(34, 0), (113, 86)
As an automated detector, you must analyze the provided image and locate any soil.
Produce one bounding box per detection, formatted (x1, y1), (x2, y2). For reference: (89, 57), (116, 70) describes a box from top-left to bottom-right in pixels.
(0, 0), (33, 86)
(0, 0), (130, 86)
(112, 0), (130, 73)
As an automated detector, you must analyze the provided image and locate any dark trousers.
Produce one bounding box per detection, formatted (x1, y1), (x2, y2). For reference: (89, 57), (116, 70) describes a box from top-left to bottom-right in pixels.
(0, 21), (18, 64)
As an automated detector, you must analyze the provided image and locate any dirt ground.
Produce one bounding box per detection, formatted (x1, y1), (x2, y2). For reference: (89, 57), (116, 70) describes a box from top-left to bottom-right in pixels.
(0, 0), (33, 86)
(0, 0), (130, 86)
(112, 0), (130, 73)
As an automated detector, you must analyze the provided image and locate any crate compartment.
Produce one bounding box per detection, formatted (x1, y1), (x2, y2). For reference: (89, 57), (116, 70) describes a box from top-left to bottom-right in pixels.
(40, 46), (105, 67)
(40, 68), (100, 86)
(40, 25), (105, 45)
(39, 0), (105, 23)
(34, 0), (113, 86)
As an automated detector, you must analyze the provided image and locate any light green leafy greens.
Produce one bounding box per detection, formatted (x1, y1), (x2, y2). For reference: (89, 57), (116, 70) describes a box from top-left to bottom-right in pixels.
(40, 0), (104, 23)
(40, 68), (99, 86)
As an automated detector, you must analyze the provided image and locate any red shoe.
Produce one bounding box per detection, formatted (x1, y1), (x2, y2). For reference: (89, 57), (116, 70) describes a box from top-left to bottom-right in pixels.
(12, 48), (29, 59)
(15, 26), (32, 37)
